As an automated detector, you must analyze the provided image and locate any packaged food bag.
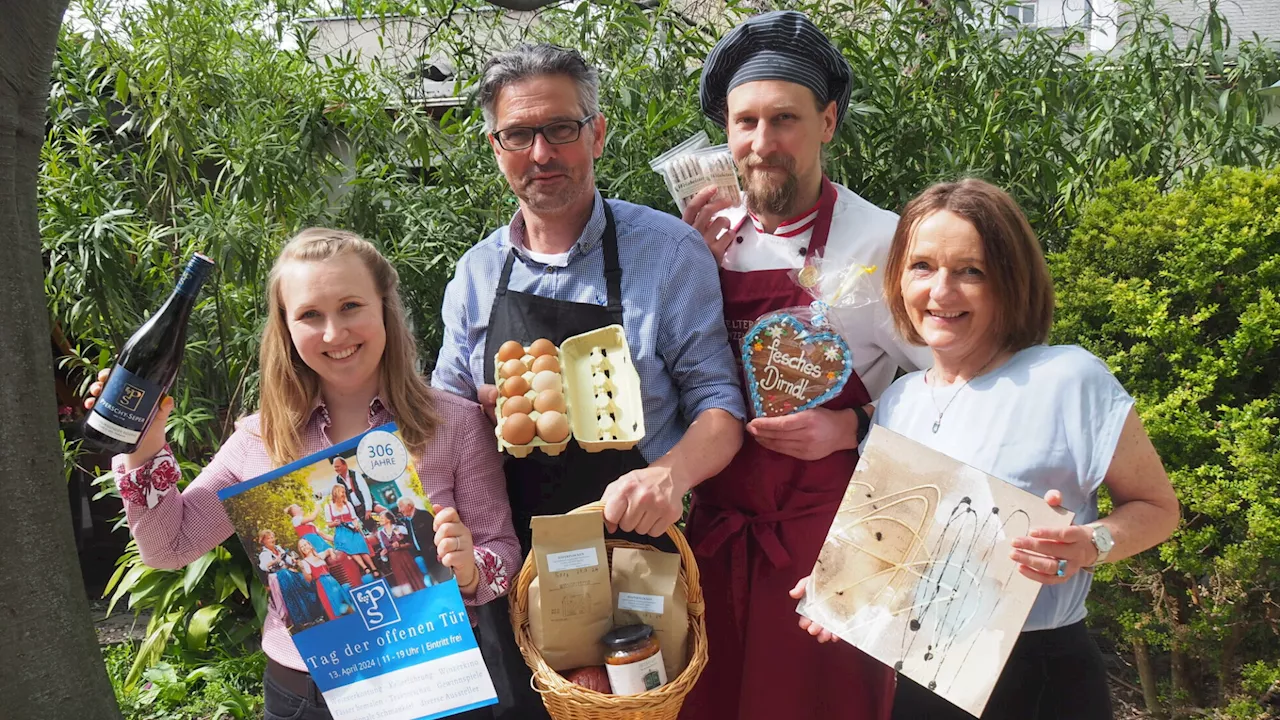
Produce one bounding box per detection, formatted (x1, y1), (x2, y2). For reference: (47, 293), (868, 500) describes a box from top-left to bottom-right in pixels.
(528, 512), (613, 670)
(611, 547), (689, 680)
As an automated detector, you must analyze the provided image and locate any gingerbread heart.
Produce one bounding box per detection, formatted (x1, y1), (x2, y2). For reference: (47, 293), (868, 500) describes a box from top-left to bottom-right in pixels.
(741, 313), (853, 417)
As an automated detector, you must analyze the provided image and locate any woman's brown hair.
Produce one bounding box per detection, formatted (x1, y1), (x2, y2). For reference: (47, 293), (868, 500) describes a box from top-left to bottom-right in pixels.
(259, 228), (438, 465)
(883, 179), (1055, 351)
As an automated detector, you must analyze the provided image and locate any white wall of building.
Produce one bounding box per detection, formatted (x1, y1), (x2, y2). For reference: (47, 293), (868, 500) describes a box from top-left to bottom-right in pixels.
(1034, 0), (1280, 52)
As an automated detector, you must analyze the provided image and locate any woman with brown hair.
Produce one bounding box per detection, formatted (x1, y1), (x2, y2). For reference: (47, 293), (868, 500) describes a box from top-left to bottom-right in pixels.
(87, 228), (519, 720)
(792, 179), (1180, 719)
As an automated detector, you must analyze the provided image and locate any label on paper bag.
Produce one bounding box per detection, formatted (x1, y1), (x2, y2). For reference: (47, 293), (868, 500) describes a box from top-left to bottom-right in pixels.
(546, 547), (599, 573)
(617, 592), (664, 615)
(605, 651), (667, 695)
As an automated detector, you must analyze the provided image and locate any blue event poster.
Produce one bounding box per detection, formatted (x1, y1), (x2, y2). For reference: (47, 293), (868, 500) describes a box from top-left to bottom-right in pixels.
(217, 423), (498, 720)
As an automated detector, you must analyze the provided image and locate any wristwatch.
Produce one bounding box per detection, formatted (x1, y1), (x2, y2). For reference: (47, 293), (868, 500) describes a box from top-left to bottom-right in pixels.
(852, 404), (872, 445)
(1083, 523), (1114, 571)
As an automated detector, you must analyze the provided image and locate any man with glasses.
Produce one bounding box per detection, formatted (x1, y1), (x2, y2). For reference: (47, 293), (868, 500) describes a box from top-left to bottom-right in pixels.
(431, 43), (745, 718)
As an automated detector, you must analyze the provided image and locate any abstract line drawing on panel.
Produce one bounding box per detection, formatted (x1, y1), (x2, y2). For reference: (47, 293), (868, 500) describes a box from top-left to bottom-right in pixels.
(799, 427), (1071, 718)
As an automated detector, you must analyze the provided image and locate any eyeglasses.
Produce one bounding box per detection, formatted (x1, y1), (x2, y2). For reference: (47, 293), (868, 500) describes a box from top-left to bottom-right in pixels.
(491, 114), (596, 151)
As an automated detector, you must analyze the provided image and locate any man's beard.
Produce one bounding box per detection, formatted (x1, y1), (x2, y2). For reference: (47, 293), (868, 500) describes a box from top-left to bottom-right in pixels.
(740, 152), (799, 217)
(512, 160), (590, 213)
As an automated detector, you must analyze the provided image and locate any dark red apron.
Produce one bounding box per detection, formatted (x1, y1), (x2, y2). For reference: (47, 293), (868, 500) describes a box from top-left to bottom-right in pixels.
(680, 179), (894, 720)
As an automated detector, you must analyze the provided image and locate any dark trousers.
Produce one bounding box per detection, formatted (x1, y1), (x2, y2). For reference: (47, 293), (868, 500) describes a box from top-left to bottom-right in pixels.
(264, 659), (494, 720)
(892, 620), (1112, 720)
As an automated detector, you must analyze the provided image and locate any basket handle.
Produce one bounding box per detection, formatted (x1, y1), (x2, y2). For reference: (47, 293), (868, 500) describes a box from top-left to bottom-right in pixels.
(566, 501), (702, 606)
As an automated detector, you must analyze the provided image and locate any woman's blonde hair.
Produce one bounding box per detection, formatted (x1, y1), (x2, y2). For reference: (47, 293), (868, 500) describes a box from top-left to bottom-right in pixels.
(259, 228), (438, 465)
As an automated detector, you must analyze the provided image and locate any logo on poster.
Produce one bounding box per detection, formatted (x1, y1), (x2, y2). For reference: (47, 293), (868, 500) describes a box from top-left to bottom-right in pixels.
(352, 579), (401, 631)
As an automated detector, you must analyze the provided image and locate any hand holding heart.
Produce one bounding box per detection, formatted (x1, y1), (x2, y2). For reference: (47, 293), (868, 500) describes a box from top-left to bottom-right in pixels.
(748, 407), (860, 461)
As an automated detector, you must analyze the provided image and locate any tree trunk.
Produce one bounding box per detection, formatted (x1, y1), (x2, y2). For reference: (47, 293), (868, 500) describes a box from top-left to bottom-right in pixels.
(1133, 637), (1168, 720)
(1164, 578), (1201, 709)
(1218, 619), (1246, 704)
(1170, 626), (1199, 708)
(0, 1), (122, 718)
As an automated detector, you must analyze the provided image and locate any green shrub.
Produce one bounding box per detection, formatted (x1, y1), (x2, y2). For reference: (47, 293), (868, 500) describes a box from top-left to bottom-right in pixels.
(1052, 163), (1280, 710)
(103, 643), (265, 720)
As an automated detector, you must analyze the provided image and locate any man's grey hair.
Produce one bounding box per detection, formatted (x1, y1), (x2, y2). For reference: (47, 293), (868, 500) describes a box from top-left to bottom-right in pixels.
(477, 43), (600, 132)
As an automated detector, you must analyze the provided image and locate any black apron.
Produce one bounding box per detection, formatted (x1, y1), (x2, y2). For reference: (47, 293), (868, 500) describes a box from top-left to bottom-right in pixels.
(475, 201), (654, 719)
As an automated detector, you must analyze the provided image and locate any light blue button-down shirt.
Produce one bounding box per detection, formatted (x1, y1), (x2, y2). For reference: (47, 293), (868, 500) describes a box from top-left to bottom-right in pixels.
(431, 191), (746, 462)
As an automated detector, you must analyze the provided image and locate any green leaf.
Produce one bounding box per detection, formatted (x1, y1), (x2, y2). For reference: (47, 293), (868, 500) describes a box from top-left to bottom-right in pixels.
(183, 549), (218, 596)
(115, 69), (129, 103)
(106, 564), (148, 616)
(186, 604), (226, 652)
(228, 566), (249, 599)
(124, 617), (177, 690)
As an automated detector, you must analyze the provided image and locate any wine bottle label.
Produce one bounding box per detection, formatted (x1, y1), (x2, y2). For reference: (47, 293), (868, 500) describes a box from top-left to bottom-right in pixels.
(87, 366), (163, 444)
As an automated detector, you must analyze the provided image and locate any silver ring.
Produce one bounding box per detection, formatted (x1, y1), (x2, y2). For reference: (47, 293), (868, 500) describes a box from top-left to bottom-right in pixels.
(1056, 559), (1068, 577)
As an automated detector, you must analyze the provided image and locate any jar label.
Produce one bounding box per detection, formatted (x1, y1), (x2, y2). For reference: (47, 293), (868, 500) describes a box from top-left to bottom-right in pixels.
(88, 366), (162, 443)
(618, 592), (664, 615)
(546, 547), (599, 573)
(606, 650), (667, 695)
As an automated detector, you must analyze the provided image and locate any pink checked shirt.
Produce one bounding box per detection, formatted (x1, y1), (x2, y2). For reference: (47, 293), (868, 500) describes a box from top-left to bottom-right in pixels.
(114, 389), (520, 672)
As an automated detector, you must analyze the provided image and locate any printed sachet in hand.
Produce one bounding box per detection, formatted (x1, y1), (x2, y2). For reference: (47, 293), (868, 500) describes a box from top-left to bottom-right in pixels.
(649, 131), (742, 213)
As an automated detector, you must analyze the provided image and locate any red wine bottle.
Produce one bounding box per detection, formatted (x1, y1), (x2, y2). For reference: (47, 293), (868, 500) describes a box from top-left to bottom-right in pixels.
(83, 254), (215, 454)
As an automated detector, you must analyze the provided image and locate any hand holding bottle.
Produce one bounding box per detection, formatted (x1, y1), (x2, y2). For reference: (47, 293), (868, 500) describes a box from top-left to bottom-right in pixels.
(85, 367), (174, 470)
(80, 253), (212, 458)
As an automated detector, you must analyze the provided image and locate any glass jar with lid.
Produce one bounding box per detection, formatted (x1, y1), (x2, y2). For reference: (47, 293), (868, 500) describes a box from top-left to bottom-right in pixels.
(602, 624), (667, 695)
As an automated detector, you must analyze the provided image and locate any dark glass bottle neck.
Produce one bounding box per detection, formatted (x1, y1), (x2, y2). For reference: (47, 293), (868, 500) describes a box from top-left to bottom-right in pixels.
(175, 256), (213, 298)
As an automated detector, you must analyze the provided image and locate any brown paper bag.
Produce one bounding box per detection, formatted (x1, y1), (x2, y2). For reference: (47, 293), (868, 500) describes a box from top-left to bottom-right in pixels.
(528, 512), (613, 671)
(611, 547), (689, 680)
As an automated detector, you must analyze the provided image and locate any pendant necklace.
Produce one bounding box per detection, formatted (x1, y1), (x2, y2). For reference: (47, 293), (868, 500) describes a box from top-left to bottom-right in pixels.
(929, 353), (999, 433)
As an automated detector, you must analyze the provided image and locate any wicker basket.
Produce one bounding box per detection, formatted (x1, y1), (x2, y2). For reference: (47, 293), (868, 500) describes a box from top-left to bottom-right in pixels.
(508, 502), (708, 720)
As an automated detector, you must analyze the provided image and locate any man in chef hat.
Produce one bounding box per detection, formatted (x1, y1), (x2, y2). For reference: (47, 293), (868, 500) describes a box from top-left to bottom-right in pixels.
(678, 11), (931, 720)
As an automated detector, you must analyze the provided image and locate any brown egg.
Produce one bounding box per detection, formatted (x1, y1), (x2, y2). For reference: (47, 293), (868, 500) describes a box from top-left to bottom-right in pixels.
(500, 358), (528, 380)
(498, 340), (525, 362)
(531, 370), (561, 393)
(502, 395), (533, 417)
(529, 338), (557, 357)
(531, 354), (560, 374)
(501, 375), (530, 398)
(501, 413), (536, 445)
(535, 411), (570, 443)
(533, 388), (566, 414)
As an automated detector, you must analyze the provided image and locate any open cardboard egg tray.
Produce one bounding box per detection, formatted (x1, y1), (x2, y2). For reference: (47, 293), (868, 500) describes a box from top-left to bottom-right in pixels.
(494, 325), (646, 458)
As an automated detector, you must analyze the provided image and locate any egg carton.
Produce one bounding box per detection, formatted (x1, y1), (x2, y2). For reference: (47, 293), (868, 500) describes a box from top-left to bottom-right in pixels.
(492, 325), (645, 457)
(494, 350), (570, 459)
(561, 325), (645, 453)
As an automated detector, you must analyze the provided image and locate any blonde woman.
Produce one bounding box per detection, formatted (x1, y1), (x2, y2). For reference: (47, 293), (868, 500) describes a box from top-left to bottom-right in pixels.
(88, 229), (519, 720)
(323, 483), (377, 578)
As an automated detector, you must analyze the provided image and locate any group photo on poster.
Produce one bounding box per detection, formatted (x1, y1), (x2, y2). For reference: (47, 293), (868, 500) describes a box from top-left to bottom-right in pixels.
(219, 425), (498, 720)
(232, 448), (454, 630)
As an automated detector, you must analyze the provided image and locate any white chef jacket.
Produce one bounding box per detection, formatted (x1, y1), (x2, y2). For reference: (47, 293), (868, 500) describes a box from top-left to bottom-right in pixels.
(719, 182), (933, 399)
